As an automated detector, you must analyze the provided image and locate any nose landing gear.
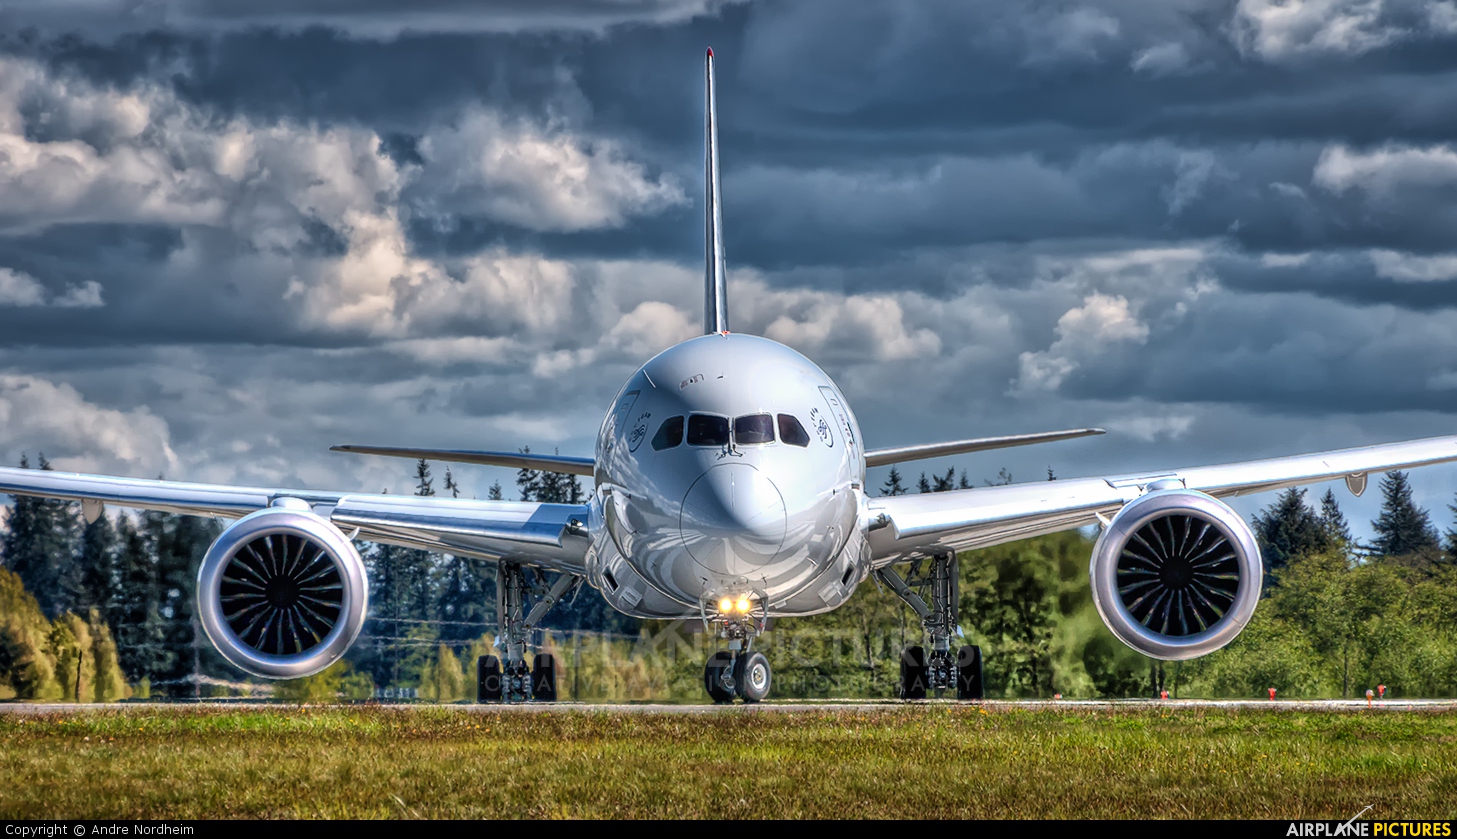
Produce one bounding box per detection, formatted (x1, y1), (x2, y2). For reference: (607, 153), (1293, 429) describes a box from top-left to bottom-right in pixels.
(701, 594), (772, 703)
(879, 552), (984, 700)
(703, 648), (772, 703)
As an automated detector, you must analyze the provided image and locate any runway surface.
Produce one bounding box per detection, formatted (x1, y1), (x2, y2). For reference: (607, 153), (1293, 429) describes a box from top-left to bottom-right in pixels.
(2, 698), (1455, 713)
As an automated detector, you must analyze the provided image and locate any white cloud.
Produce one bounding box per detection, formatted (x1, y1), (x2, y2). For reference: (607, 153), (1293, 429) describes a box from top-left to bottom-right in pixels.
(52, 281), (105, 308)
(0, 268), (45, 307)
(1229, 0), (1457, 60)
(1314, 143), (1457, 196)
(752, 282), (943, 363)
(1013, 293), (1149, 394)
(1105, 412), (1196, 442)
(1131, 42), (1193, 76)
(0, 268), (104, 308)
(1022, 8), (1121, 66)
(1369, 249), (1457, 281)
(1261, 251), (1313, 267)
(0, 374), (179, 475)
(415, 107), (685, 232)
(0, 55), (684, 341)
(1164, 151), (1216, 216)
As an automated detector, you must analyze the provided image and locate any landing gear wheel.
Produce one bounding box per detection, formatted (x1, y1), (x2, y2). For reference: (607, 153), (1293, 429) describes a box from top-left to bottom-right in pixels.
(956, 645), (984, 700)
(703, 651), (736, 703)
(734, 652), (772, 703)
(899, 645), (928, 701)
(532, 653), (558, 702)
(477, 655), (502, 703)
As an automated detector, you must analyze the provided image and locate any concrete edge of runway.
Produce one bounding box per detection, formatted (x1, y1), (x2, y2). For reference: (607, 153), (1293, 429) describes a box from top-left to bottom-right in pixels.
(2, 698), (1455, 714)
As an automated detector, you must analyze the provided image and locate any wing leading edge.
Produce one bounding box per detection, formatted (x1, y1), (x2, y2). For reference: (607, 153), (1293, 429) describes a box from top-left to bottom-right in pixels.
(867, 434), (1457, 562)
(863, 427), (1104, 468)
(330, 444), (594, 477)
(0, 466), (590, 573)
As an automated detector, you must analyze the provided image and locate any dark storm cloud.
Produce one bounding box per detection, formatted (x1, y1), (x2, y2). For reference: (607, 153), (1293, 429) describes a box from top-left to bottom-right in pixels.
(6, 0), (1457, 537)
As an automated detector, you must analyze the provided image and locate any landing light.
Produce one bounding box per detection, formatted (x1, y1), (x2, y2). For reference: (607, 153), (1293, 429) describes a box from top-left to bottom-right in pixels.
(719, 597), (734, 613)
(735, 597), (752, 614)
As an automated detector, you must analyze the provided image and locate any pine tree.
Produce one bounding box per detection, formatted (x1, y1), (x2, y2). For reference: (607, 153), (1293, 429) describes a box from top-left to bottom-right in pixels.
(516, 447), (543, 501)
(414, 459), (435, 497)
(917, 473), (932, 494)
(1371, 471), (1438, 558)
(982, 467), (1014, 486)
(70, 514), (118, 625)
(1252, 488), (1330, 572)
(880, 466), (907, 497)
(958, 470), (972, 490)
(110, 514), (171, 684)
(1319, 488), (1354, 549)
(932, 467), (956, 493)
(2, 455), (81, 617)
(487, 481), (504, 501)
(443, 467), (460, 499)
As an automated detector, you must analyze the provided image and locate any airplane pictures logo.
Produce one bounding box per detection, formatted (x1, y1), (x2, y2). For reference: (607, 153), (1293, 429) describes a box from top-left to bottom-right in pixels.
(1284, 807), (1453, 837)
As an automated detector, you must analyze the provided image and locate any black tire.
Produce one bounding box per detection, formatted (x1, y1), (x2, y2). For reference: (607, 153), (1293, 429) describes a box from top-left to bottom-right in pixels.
(899, 645), (927, 700)
(956, 644), (984, 700)
(477, 655), (502, 703)
(531, 653), (558, 702)
(703, 651), (737, 703)
(734, 652), (772, 703)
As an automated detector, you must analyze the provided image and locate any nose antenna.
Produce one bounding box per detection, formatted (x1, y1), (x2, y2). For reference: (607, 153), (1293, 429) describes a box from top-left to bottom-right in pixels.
(704, 47), (729, 335)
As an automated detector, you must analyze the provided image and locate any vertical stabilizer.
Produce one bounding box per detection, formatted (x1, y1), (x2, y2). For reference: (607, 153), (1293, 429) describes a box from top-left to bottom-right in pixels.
(704, 47), (729, 334)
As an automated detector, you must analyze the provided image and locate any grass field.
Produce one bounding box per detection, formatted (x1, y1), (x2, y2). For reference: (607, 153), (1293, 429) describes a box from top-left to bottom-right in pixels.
(0, 704), (1453, 819)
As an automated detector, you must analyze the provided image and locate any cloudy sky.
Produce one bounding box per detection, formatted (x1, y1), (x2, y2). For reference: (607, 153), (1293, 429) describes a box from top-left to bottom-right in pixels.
(4, 0), (1457, 539)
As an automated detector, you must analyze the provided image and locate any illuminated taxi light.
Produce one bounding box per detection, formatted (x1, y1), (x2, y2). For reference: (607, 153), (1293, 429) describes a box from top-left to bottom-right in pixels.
(718, 597), (734, 613)
(735, 597), (752, 614)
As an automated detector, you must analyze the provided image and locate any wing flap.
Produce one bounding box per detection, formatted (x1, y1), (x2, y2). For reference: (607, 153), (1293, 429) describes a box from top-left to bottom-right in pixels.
(863, 428), (1104, 469)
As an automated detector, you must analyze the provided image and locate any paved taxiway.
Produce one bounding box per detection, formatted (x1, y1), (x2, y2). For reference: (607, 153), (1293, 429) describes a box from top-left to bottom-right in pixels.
(2, 698), (1456, 713)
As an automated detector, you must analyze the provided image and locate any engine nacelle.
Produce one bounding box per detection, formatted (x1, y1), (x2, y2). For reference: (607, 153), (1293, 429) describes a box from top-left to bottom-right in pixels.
(197, 506), (368, 679)
(1090, 488), (1262, 660)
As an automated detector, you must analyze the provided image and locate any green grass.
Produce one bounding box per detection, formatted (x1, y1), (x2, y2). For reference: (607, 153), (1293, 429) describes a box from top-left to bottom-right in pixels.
(0, 705), (1454, 818)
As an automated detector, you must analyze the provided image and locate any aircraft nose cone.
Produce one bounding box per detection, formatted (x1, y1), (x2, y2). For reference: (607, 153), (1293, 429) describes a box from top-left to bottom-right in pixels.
(680, 463), (787, 574)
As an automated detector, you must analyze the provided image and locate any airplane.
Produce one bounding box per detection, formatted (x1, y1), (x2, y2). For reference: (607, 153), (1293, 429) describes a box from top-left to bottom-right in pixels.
(5, 48), (1457, 704)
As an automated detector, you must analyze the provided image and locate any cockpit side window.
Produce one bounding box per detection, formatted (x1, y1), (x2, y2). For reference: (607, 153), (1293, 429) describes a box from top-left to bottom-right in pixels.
(778, 414), (811, 447)
(733, 414), (775, 444)
(651, 416), (684, 451)
(686, 414), (730, 446)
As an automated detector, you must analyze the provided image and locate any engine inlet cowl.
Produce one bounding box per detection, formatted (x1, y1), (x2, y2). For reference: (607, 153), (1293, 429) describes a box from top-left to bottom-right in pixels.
(1090, 489), (1262, 660)
(197, 507), (368, 679)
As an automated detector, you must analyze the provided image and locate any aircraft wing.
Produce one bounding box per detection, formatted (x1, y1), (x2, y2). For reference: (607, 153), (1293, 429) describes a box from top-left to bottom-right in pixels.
(0, 466), (591, 574)
(865, 434), (1457, 563)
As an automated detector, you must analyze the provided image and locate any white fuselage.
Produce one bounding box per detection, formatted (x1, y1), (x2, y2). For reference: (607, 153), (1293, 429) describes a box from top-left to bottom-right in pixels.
(587, 333), (871, 619)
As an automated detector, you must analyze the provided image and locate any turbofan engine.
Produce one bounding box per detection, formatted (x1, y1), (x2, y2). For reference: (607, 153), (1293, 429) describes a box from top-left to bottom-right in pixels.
(1090, 488), (1262, 660)
(196, 505), (368, 679)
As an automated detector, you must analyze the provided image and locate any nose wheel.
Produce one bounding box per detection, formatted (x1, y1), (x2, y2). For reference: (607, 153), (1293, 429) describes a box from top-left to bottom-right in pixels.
(703, 650), (772, 703)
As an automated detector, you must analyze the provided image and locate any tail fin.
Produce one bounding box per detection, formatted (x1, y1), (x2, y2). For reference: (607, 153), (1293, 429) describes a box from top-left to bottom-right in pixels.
(704, 47), (728, 335)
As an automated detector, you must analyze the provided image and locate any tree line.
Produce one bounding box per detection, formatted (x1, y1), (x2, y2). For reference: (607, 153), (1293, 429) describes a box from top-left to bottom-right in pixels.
(3, 456), (1456, 700)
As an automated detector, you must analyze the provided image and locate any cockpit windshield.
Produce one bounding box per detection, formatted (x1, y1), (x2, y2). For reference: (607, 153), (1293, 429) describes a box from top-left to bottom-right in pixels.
(686, 414), (731, 446)
(651, 416), (684, 450)
(733, 414), (775, 444)
(650, 412), (812, 450)
(778, 414), (811, 447)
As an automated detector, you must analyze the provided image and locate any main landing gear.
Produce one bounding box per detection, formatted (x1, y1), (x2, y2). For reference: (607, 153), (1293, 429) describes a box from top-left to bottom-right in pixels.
(701, 595), (771, 703)
(877, 552), (983, 700)
(476, 561), (579, 703)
